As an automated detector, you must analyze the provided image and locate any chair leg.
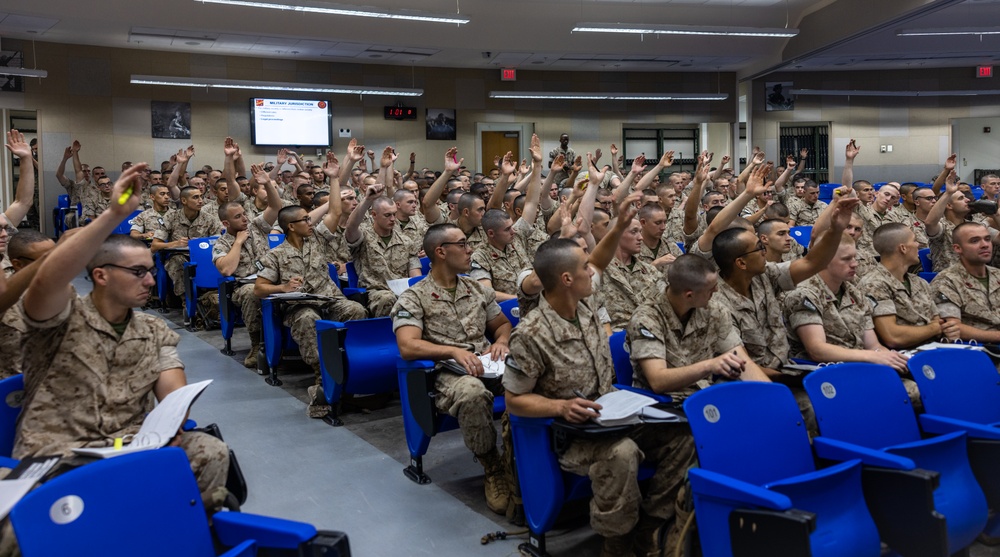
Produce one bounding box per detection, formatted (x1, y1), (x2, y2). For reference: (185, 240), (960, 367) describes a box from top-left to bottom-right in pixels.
(322, 403), (344, 427)
(517, 531), (549, 557)
(403, 456), (431, 485)
(220, 337), (233, 356)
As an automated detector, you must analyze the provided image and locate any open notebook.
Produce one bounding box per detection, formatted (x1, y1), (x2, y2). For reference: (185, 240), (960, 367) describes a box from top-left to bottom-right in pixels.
(441, 355), (506, 379)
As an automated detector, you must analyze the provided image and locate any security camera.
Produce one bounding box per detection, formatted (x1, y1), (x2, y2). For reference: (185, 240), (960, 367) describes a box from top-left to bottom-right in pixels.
(482, 52), (491, 59)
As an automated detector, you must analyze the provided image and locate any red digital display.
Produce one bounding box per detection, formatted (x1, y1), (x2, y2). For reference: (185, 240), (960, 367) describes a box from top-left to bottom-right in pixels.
(977, 65), (993, 78)
(383, 106), (417, 120)
(501, 68), (517, 81)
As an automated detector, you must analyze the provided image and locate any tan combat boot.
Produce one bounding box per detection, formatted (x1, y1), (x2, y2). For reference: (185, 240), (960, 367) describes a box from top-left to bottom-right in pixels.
(243, 342), (260, 368)
(478, 448), (510, 515)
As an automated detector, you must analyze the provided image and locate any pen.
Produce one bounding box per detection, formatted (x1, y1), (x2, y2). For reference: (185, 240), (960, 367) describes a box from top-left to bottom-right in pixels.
(573, 389), (600, 416)
(117, 185), (133, 205)
(113, 437), (124, 450)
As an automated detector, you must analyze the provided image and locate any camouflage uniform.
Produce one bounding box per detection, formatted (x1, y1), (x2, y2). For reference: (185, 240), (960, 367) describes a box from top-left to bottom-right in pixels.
(201, 199), (224, 233)
(932, 264), (1000, 331)
(447, 221), (487, 253)
(0, 257), (11, 279)
(628, 294), (742, 400)
(313, 221), (350, 265)
(258, 236), (367, 381)
(886, 206), (929, 247)
(859, 264), (938, 335)
(14, 294), (229, 503)
(82, 193), (111, 221)
(129, 207), (174, 238)
(663, 209), (686, 244)
(782, 241), (806, 262)
(213, 214), (275, 341)
(470, 235), (531, 297)
(154, 209), (221, 296)
(785, 196), (806, 220)
(513, 217), (548, 260)
(637, 239), (683, 267)
(505, 293), (695, 537)
(600, 256), (661, 331)
(391, 275), (504, 457)
(715, 262), (796, 370)
(854, 242), (881, 278)
(927, 219), (959, 273)
(783, 274), (873, 360)
(397, 214), (428, 246)
(790, 200), (828, 226)
(348, 223), (422, 317)
(0, 306), (25, 379)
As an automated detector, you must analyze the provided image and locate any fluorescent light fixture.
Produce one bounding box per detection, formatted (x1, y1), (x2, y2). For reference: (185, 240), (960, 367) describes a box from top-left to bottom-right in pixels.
(791, 88), (1000, 97)
(572, 22), (798, 38)
(489, 91), (728, 101)
(897, 27), (1000, 37)
(0, 67), (47, 78)
(196, 0), (469, 25)
(131, 75), (423, 96)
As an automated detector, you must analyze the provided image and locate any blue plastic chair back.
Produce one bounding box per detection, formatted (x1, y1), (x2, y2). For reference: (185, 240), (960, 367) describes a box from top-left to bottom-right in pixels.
(919, 272), (937, 283)
(918, 248), (932, 273)
(10, 449), (219, 557)
(268, 233), (285, 249)
(789, 226), (812, 248)
(318, 317), (399, 405)
(819, 183), (840, 203)
(498, 299), (519, 328)
(408, 275), (426, 287)
(112, 210), (143, 236)
(804, 363), (921, 450)
(0, 374), (24, 458)
(345, 261), (359, 289)
(971, 186), (985, 200)
(908, 349), (1000, 425)
(188, 237), (223, 289)
(419, 256), (431, 275)
(57, 194), (70, 209)
(608, 330), (633, 385)
(686, 382), (816, 486)
(873, 182), (888, 190)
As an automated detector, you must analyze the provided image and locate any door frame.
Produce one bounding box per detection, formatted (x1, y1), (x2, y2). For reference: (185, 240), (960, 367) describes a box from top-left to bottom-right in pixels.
(475, 122), (534, 174)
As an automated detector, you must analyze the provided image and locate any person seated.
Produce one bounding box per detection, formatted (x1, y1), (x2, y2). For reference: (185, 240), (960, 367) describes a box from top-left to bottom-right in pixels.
(924, 171), (973, 272)
(471, 209), (531, 301)
(13, 164), (231, 532)
(600, 212), (660, 331)
(393, 189), (427, 245)
(505, 238), (695, 557)
(392, 223), (514, 516)
(860, 222), (958, 350)
(152, 186), (221, 303)
(0, 230), (55, 378)
(213, 164), (283, 367)
(345, 184), (422, 316)
(628, 254), (771, 399)
(789, 181), (827, 226)
(757, 218), (802, 263)
(254, 206), (367, 418)
(636, 203), (683, 270)
(129, 184), (174, 241)
(931, 222), (1000, 342)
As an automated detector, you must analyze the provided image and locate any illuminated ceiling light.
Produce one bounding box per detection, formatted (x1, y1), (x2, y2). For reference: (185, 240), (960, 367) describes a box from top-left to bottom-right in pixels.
(196, 0), (469, 25)
(489, 91), (728, 101)
(0, 67), (47, 78)
(572, 23), (798, 38)
(896, 27), (1000, 37)
(131, 75), (423, 96)
(790, 88), (1000, 97)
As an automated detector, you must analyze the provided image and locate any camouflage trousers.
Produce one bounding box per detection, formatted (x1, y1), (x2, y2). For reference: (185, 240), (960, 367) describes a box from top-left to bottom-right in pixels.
(0, 431), (230, 557)
(231, 283), (262, 339)
(433, 372), (504, 457)
(366, 289), (398, 318)
(285, 302), (366, 383)
(164, 254), (189, 297)
(557, 423), (695, 538)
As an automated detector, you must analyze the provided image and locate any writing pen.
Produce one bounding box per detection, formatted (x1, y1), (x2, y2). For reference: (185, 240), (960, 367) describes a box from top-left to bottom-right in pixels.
(117, 185), (133, 205)
(573, 389), (600, 416)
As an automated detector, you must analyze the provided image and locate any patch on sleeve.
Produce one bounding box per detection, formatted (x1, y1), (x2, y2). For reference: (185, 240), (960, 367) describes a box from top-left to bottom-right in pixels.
(504, 354), (522, 371)
(639, 327), (657, 339)
(801, 297), (819, 313)
(865, 294), (878, 308)
(935, 292), (953, 305)
(395, 310), (412, 319)
(470, 262), (483, 270)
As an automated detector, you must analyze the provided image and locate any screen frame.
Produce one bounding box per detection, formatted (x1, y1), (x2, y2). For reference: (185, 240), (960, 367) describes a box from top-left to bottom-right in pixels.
(250, 98), (333, 148)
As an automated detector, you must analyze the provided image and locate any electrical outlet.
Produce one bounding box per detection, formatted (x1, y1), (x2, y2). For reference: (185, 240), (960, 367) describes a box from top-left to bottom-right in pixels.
(338, 128), (351, 138)
(880, 145), (887, 153)
(886, 145), (893, 153)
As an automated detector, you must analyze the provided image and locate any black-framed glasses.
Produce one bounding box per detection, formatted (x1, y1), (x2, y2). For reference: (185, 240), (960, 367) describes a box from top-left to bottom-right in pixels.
(914, 195), (936, 202)
(98, 263), (156, 278)
(0, 222), (17, 236)
(738, 240), (766, 258)
(440, 240), (469, 249)
(288, 215), (312, 225)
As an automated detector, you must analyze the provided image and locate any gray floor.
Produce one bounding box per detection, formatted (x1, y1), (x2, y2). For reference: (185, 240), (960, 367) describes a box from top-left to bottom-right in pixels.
(72, 276), (1000, 556)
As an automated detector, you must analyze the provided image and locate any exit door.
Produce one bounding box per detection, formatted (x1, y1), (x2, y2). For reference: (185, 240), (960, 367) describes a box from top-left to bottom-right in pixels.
(481, 131), (519, 174)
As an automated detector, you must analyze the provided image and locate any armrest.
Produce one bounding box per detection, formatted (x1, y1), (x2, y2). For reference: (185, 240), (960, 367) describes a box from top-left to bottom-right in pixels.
(342, 287), (366, 296)
(613, 383), (672, 404)
(316, 320), (346, 333)
(813, 437), (914, 470)
(919, 414), (1000, 441)
(397, 358), (436, 372)
(788, 358), (818, 366)
(689, 468), (792, 511)
(213, 512), (317, 550)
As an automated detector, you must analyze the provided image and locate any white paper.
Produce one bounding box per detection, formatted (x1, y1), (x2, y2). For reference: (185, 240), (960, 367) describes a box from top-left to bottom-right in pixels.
(73, 380), (212, 459)
(443, 354), (506, 379)
(388, 278), (412, 297)
(0, 479), (37, 520)
(592, 390), (657, 425)
(269, 292), (332, 301)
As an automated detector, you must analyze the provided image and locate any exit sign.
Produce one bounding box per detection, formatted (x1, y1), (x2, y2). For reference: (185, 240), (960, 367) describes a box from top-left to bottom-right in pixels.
(977, 65), (993, 78)
(501, 68), (516, 81)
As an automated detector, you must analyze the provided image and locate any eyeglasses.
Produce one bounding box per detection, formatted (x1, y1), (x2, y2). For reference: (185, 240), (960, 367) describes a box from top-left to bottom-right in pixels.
(98, 263), (156, 278)
(439, 240), (469, 249)
(288, 215), (312, 225)
(738, 240), (766, 258)
(0, 222), (18, 236)
(761, 191), (774, 196)
(914, 196), (936, 201)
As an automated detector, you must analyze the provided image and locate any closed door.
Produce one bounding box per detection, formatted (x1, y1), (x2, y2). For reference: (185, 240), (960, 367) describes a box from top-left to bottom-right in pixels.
(481, 131), (519, 174)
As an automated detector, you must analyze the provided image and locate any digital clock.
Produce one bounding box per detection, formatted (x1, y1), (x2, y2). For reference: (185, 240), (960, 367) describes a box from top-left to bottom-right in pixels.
(384, 106), (418, 120)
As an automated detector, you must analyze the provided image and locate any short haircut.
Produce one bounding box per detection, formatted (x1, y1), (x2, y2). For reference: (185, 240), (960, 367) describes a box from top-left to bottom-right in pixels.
(481, 209), (510, 232)
(393, 189), (416, 203)
(757, 218), (788, 236)
(913, 186), (933, 200)
(313, 191), (330, 207)
(371, 196), (395, 213)
(148, 183), (168, 195)
(701, 191), (723, 205)
(558, 187), (574, 200)
(86, 235), (149, 276)
(980, 174), (999, 186)
(638, 202), (664, 221)
(899, 182), (919, 197)
(296, 183), (315, 195)
(764, 202), (789, 219)
(953, 221), (989, 242)
(457, 193), (482, 214)
(852, 180), (872, 191)
(667, 254), (717, 293)
(655, 183), (674, 195)
(445, 179), (463, 191)
(423, 223), (460, 260)
(180, 186), (200, 199)
(872, 222), (912, 257)
(533, 238), (583, 291)
(219, 201), (242, 221)
(446, 190), (464, 204)
(503, 189), (521, 204)
(512, 194), (527, 213)
(470, 183), (489, 197)
(277, 205), (306, 232)
(713, 227), (754, 278)
(593, 208), (611, 221)
(8, 229), (51, 260)
(705, 206), (724, 226)
(803, 181), (819, 191)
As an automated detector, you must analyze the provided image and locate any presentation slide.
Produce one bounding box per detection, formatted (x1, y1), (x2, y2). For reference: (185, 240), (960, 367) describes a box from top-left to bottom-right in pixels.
(251, 98), (331, 147)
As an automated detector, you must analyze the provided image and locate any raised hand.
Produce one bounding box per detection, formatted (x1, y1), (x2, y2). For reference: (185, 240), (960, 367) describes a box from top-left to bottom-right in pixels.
(348, 140), (365, 162)
(945, 170), (959, 193)
(785, 154), (797, 169)
(409, 152), (416, 164)
(944, 153), (957, 171)
(631, 155), (646, 174)
(618, 191), (643, 222)
(443, 147), (463, 173)
(519, 159), (531, 175)
(322, 151), (340, 178)
(111, 163), (148, 216)
(502, 151), (517, 176)
(380, 146), (396, 168)
(593, 148), (602, 163)
(799, 147), (809, 159)
(357, 158), (367, 172)
(744, 162), (773, 197)
(251, 163), (270, 185)
(587, 152), (606, 186)
(4, 130), (30, 160)
(493, 154), (501, 168)
(224, 137), (238, 157)
(62, 146), (73, 160)
(72, 140), (82, 153)
(659, 150), (675, 168)
(845, 139), (860, 161)
(529, 133), (542, 163)
(751, 151), (766, 166)
(610, 144), (618, 158)
(366, 183), (385, 198)
(276, 148), (289, 165)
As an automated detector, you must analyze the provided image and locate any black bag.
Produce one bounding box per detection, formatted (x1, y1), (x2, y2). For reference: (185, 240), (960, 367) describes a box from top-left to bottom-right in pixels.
(191, 422), (248, 506)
